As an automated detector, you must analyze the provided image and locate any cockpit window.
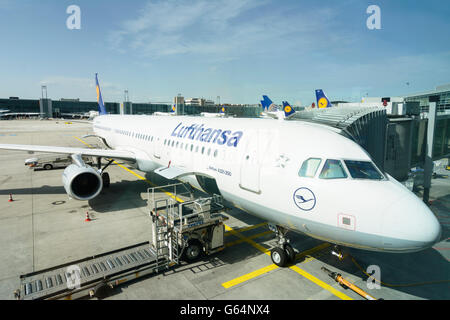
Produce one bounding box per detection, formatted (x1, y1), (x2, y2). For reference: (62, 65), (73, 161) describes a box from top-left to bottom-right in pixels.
(319, 159), (348, 179)
(344, 160), (384, 180)
(299, 158), (322, 177)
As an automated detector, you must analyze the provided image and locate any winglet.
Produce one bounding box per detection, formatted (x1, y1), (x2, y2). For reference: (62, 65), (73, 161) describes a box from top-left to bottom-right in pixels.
(95, 73), (107, 115)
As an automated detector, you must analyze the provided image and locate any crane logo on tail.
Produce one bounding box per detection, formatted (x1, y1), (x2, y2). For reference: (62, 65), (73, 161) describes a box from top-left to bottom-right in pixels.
(293, 187), (316, 211)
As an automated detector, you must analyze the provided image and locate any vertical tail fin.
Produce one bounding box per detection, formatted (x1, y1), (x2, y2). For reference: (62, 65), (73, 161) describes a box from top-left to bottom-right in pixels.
(262, 95), (278, 111)
(219, 105), (226, 114)
(95, 73), (107, 115)
(315, 89), (332, 109)
(260, 100), (266, 111)
(171, 104), (176, 113)
(282, 101), (295, 117)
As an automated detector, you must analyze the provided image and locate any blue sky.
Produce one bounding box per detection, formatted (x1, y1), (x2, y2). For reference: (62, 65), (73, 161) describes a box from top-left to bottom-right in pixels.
(0, 0), (449, 105)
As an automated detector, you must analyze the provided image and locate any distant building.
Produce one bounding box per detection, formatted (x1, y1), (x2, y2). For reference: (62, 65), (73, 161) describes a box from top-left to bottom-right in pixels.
(60, 98), (80, 102)
(185, 98), (201, 106)
(403, 84), (450, 113)
(174, 95), (184, 105)
(184, 97), (215, 107)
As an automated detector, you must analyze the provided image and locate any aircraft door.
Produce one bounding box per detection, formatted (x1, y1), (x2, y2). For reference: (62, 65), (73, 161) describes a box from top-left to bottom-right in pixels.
(239, 129), (270, 194)
(154, 137), (162, 159)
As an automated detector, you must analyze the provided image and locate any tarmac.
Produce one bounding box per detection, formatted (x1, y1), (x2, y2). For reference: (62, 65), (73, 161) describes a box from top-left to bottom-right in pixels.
(0, 119), (448, 300)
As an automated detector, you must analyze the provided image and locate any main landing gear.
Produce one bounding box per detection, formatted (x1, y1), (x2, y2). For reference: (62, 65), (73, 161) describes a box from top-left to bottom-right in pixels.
(269, 224), (296, 267)
(96, 157), (114, 189)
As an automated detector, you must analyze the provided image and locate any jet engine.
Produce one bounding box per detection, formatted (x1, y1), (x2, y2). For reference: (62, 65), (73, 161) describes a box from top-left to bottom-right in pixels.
(62, 164), (103, 201)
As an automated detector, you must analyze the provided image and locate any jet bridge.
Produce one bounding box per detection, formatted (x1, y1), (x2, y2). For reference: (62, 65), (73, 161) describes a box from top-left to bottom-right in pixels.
(14, 183), (228, 300)
(288, 107), (388, 171)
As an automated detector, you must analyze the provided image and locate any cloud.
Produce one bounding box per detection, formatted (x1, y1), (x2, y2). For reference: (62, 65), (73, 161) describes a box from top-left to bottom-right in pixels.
(108, 0), (345, 60)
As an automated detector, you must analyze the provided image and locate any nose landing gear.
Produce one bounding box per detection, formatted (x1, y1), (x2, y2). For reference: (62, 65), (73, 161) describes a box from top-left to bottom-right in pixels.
(331, 245), (345, 261)
(269, 224), (296, 267)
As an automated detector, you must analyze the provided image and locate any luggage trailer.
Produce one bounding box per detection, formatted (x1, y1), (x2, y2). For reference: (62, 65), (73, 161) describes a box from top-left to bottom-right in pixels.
(14, 183), (228, 300)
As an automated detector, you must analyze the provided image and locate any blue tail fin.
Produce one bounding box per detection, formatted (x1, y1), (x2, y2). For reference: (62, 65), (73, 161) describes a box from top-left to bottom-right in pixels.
(171, 104), (176, 113)
(219, 105), (226, 114)
(282, 101), (295, 117)
(260, 100), (267, 110)
(95, 73), (107, 115)
(262, 95), (278, 111)
(315, 89), (332, 109)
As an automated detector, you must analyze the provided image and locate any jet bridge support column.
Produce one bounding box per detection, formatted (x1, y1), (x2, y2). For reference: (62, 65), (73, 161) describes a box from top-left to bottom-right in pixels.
(423, 99), (438, 204)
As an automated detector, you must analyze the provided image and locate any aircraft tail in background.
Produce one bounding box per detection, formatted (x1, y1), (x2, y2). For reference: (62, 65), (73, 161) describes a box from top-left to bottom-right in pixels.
(95, 73), (107, 115)
(282, 101), (295, 117)
(262, 95), (278, 111)
(315, 89), (332, 109)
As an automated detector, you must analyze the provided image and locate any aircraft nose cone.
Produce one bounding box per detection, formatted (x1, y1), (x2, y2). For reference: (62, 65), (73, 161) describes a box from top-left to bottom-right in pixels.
(382, 195), (442, 252)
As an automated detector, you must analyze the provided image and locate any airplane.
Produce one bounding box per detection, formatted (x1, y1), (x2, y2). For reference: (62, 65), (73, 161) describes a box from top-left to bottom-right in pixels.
(0, 74), (442, 267)
(0, 109), (10, 113)
(0, 112), (40, 119)
(200, 106), (226, 118)
(260, 96), (296, 120)
(153, 104), (177, 116)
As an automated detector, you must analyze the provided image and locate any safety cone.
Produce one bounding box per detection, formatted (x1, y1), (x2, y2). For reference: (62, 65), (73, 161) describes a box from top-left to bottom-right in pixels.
(85, 212), (91, 222)
(8, 194), (13, 202)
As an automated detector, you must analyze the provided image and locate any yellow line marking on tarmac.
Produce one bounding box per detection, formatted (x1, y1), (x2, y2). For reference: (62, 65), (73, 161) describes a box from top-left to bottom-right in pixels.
(74, 136), (352, 300)
(224, 222), (268, 236)
(221, 242), (330, 289)
(224, 224), (271, 255)
(225, 230), (273, 248)
(289, 265), (353, 300)
(220, 228), (352, 300)
(222, 264), (280, 289)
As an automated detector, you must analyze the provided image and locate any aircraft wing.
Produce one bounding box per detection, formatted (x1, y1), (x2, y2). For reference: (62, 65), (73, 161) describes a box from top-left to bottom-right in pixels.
(0, 144), (136, 162)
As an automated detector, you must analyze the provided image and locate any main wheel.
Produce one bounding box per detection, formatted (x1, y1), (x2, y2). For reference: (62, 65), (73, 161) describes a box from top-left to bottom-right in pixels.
(284, 243), (296, 263)
(43, 164), (53, 170)
(182, 240), (203, 262)
(271, 247), (288, 267)
(102, 172), (110, 188)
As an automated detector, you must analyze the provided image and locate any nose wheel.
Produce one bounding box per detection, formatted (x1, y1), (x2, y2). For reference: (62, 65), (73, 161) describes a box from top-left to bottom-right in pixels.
(269, 225), (296, 267)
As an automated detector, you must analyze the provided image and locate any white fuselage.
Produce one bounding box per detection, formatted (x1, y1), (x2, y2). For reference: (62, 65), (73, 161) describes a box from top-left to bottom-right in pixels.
(93, 115), (441, 253)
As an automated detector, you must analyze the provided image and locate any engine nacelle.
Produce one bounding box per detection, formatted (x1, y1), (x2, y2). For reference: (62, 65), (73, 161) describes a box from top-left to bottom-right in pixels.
(62, 164), (103, 201)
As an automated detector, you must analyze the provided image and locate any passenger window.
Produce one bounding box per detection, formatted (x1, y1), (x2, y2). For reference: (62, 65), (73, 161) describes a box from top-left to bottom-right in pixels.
(298, 158), (322, 178)
(319, 159), (348, 179)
